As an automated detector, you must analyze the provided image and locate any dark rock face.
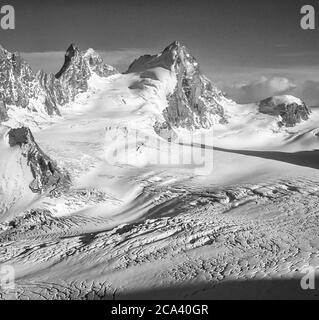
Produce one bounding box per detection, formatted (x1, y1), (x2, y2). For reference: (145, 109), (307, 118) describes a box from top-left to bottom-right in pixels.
(7, 127), (71, 195)
(258, 96), (311, 127)
(153, 121), (178, 142)
(55, 44), (77, 79)
(0, 44), (118, 123)
(0, 101), (8, 121)
(7, 127), (31, 147)
(55, 45), (118, 102)
(127, 41), (227, 130)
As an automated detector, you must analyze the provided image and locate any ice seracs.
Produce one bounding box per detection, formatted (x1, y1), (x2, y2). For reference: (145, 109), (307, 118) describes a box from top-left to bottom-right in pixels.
(258, 95), (311, 127)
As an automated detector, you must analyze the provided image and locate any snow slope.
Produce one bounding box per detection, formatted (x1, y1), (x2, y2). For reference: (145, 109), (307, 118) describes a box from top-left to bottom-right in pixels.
(1, 43), (319, 300)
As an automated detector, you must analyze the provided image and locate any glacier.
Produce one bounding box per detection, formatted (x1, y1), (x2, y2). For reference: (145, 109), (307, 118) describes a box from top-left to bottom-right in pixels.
(0, 42), (318, 299)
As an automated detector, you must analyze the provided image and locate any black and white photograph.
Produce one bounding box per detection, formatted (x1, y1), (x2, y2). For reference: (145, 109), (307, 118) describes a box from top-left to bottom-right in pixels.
(0, 0), (319, 305)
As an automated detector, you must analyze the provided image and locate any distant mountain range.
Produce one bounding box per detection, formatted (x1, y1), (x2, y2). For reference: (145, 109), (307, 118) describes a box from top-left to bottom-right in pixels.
(0, 41), (312, 131)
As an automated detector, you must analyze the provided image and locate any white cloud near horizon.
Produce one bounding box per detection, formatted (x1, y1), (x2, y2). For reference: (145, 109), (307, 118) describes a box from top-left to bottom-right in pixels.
(222, 76), (296, 104)
(301, 80), (319, 107)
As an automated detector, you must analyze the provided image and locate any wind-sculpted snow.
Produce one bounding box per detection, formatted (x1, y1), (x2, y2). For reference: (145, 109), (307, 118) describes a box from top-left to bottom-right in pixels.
(1, 178), (319, 299)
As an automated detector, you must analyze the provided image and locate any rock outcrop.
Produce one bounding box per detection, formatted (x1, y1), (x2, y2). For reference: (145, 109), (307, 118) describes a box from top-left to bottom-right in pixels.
(258, 95), (311, 127)
(0, 101), (8, 121)
(7, 127), (71, 195)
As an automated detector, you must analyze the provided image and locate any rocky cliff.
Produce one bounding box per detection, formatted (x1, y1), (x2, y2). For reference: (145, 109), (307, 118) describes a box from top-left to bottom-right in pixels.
(55, 44), (118, 102)
(7, 127), (71, 195)
(127, 41), (227, 130)
(258, 95), (311, 127)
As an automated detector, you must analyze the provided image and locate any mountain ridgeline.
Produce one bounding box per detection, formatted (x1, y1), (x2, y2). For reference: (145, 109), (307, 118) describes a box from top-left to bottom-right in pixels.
(0, 41), (312, 131)
(0, 44), (118, 121)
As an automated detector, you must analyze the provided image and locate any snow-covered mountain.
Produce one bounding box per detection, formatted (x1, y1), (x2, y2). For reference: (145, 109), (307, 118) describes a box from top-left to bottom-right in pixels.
(0, 45), (60, 117)
(0, 44), (118, 127)
(258, 95), (311, 127)
(126, 41), (227, 130)
(1, 41), (319, 300)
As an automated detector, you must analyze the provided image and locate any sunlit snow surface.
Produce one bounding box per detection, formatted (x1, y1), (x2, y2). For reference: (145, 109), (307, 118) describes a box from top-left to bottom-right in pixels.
(1, 71), (319, 300)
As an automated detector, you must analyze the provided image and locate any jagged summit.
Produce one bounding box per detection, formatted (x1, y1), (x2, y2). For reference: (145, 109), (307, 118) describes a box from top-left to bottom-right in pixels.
(54, 44), (118, 101)
(55, 44), (79, 79)
(56, 44), (118, 80)
(0, 44), (61, 117)
(258, 95), (311, 127)
(126, 40), (190, 73)
(0, 43), (118, 125)
(164, 40), (181, 50)
(127, 41), (226, 129)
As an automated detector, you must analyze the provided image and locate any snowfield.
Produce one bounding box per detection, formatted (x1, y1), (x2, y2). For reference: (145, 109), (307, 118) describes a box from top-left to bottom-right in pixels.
(1, 44), (319, 300)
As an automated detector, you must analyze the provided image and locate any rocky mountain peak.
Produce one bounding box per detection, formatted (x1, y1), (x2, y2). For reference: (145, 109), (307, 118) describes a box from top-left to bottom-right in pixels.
(54, 44), (118, 101)
(55, 44), (80, 79)
(56, 44), (118, 79)
(258, 95), (311, 127)
(126, 41), (227, 130)
(0, 43), (118, 125)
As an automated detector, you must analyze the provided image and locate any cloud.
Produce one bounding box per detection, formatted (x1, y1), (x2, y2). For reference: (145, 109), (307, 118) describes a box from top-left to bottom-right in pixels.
(223, 76), (296, 104)
(21, 51), (65, 74)
(301, 80), (319, 107)
(21, 48), (149, 74)
(98, 48), (150, 72)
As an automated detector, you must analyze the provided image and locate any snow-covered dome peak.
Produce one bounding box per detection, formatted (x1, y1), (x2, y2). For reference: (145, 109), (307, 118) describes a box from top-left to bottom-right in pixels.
(270, 95), (303, 106)
(259, 95), (311, 127)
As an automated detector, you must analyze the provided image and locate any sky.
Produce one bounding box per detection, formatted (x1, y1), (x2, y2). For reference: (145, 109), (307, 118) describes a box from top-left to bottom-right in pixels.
(1, 0), (319, 105)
